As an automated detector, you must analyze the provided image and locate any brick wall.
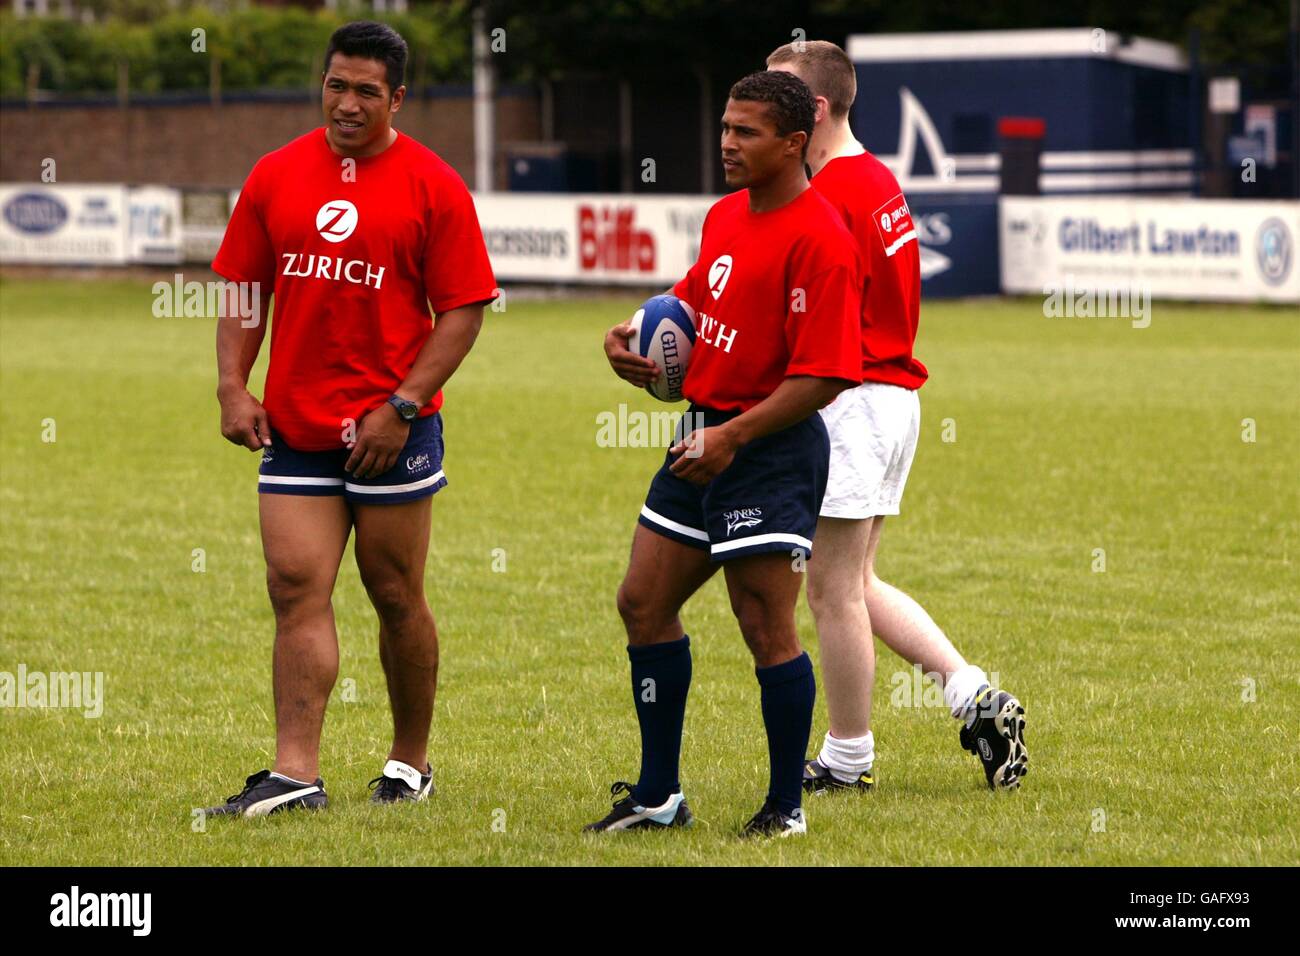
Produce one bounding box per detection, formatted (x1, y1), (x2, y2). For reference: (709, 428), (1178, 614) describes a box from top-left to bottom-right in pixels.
(0, 90), (540, 190)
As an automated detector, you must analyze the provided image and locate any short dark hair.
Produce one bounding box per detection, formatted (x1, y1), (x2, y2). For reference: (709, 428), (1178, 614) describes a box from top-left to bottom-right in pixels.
(727, 70), (816, 157)
(767, 40), (857, 119)
(324, 20), (408, 96)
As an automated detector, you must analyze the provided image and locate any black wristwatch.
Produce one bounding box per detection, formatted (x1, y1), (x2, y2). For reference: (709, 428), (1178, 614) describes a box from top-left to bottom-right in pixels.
(387, 394), (420, 422)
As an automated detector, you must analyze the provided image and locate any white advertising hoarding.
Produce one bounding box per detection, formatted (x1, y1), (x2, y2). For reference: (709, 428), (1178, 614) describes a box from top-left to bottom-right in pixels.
(1000, 196), (1299, 302)
(473, 193), (714, 285)
(1, 186), (714, 275)
(179, 187), (240, 264)
(0, 184), (130, 265)
(127, 186), (183, 264)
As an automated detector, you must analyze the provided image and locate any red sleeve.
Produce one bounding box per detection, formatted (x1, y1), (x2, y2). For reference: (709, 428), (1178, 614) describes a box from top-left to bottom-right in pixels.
(422, 174), (498, 315)
(211, 162), (276, 287)
(838, 202), (874, 289)
(671, 266), (699, 310)
(784, 258), (863, 382)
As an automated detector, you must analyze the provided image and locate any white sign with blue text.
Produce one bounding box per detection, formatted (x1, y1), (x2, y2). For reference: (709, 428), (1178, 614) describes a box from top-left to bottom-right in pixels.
(1000, 197), (1298, 303)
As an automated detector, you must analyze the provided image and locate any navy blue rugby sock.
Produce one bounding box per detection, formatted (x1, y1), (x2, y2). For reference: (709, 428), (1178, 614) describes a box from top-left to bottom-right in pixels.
(757, 651), (816, 816)
(628, 635), (692, 807)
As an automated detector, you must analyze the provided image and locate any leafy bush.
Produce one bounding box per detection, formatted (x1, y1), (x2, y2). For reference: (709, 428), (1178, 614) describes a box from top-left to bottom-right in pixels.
(0, 2), (471, 98)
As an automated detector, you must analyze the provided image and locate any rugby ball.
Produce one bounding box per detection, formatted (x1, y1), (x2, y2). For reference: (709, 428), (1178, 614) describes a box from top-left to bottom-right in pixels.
(628, 294), (696, 403)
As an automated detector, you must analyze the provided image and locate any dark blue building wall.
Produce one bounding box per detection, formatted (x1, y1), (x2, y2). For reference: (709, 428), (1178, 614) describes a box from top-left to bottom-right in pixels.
(852, 58), (1191, 156)
(850, 53), (1193, 296)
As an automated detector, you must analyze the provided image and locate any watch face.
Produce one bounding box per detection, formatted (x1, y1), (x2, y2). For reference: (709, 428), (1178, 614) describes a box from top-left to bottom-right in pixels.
(401, 405), (418, 421)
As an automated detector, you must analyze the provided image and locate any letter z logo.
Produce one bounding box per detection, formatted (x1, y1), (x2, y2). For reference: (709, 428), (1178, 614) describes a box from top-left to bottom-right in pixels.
(316, 200), (358, 243)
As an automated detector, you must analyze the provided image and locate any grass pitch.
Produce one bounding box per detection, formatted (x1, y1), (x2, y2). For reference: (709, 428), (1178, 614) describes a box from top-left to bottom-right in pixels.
(0, 276), (1297, 866)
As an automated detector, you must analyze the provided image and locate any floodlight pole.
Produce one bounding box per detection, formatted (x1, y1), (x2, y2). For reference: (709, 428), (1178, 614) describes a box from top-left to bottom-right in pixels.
(1291, 0), (1299, 196)
(698, 67), (714, 194)
(473, 2), (495, 193)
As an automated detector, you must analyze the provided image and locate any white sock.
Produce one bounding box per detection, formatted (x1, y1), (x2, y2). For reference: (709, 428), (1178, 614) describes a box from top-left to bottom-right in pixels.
(818, 731), (874, 782)
(944, 664), (989, 723)
(269, 771), (314, 786)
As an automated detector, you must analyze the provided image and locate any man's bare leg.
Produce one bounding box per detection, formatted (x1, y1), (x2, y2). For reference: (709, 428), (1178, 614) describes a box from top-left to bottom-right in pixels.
(806, 518), (873, 731)
(617, 523), (719, 648)
(863, 517), (988, 718)
(865, 516), (1027, 787)
(803, 514), (982, 786)
(805, 516), (877, 783)
(353, 496), (437, 775)
(260, 494), (352, 783)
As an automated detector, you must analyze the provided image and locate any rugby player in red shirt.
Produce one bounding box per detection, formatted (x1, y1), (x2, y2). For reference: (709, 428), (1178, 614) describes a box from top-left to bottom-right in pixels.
(767, 41), (1028, 792)
(594, 71), (863, 837)
(204, 22), (498, 816)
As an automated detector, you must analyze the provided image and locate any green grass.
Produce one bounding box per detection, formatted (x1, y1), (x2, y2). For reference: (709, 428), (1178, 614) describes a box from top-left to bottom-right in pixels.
(1, 277), (1297, 866)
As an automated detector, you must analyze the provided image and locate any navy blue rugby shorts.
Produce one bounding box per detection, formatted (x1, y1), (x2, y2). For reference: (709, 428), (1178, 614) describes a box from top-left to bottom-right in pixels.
(638, 405), (830, 562)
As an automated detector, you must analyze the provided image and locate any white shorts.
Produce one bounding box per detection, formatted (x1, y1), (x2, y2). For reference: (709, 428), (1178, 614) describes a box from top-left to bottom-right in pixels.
(818, 381), (920, 519)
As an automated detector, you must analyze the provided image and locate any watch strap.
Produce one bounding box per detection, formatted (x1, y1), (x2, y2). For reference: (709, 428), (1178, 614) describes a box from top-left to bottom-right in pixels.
(387, 394), (420, 421)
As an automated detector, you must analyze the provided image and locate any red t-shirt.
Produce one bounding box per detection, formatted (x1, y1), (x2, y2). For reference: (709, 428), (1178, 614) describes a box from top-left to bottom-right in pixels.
(812, 151), (927, 390)
(212, 128), (498, 451)
(672, 187), (862, 413)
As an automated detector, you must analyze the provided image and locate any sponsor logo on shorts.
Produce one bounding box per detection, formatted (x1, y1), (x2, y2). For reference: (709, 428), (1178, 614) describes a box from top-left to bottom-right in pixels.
(723, 507), (763, 535)
(405, 452), (432, 474)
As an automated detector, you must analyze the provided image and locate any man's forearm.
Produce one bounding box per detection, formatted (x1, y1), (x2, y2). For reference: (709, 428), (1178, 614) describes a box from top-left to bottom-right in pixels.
(216, 294), (271, 394)
(721, 375), (855, 447)
(396, 305), (485, 405)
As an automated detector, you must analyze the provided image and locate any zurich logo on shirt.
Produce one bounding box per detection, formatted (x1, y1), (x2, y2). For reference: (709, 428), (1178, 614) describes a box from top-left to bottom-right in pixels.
(316, 200), (359, 243)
